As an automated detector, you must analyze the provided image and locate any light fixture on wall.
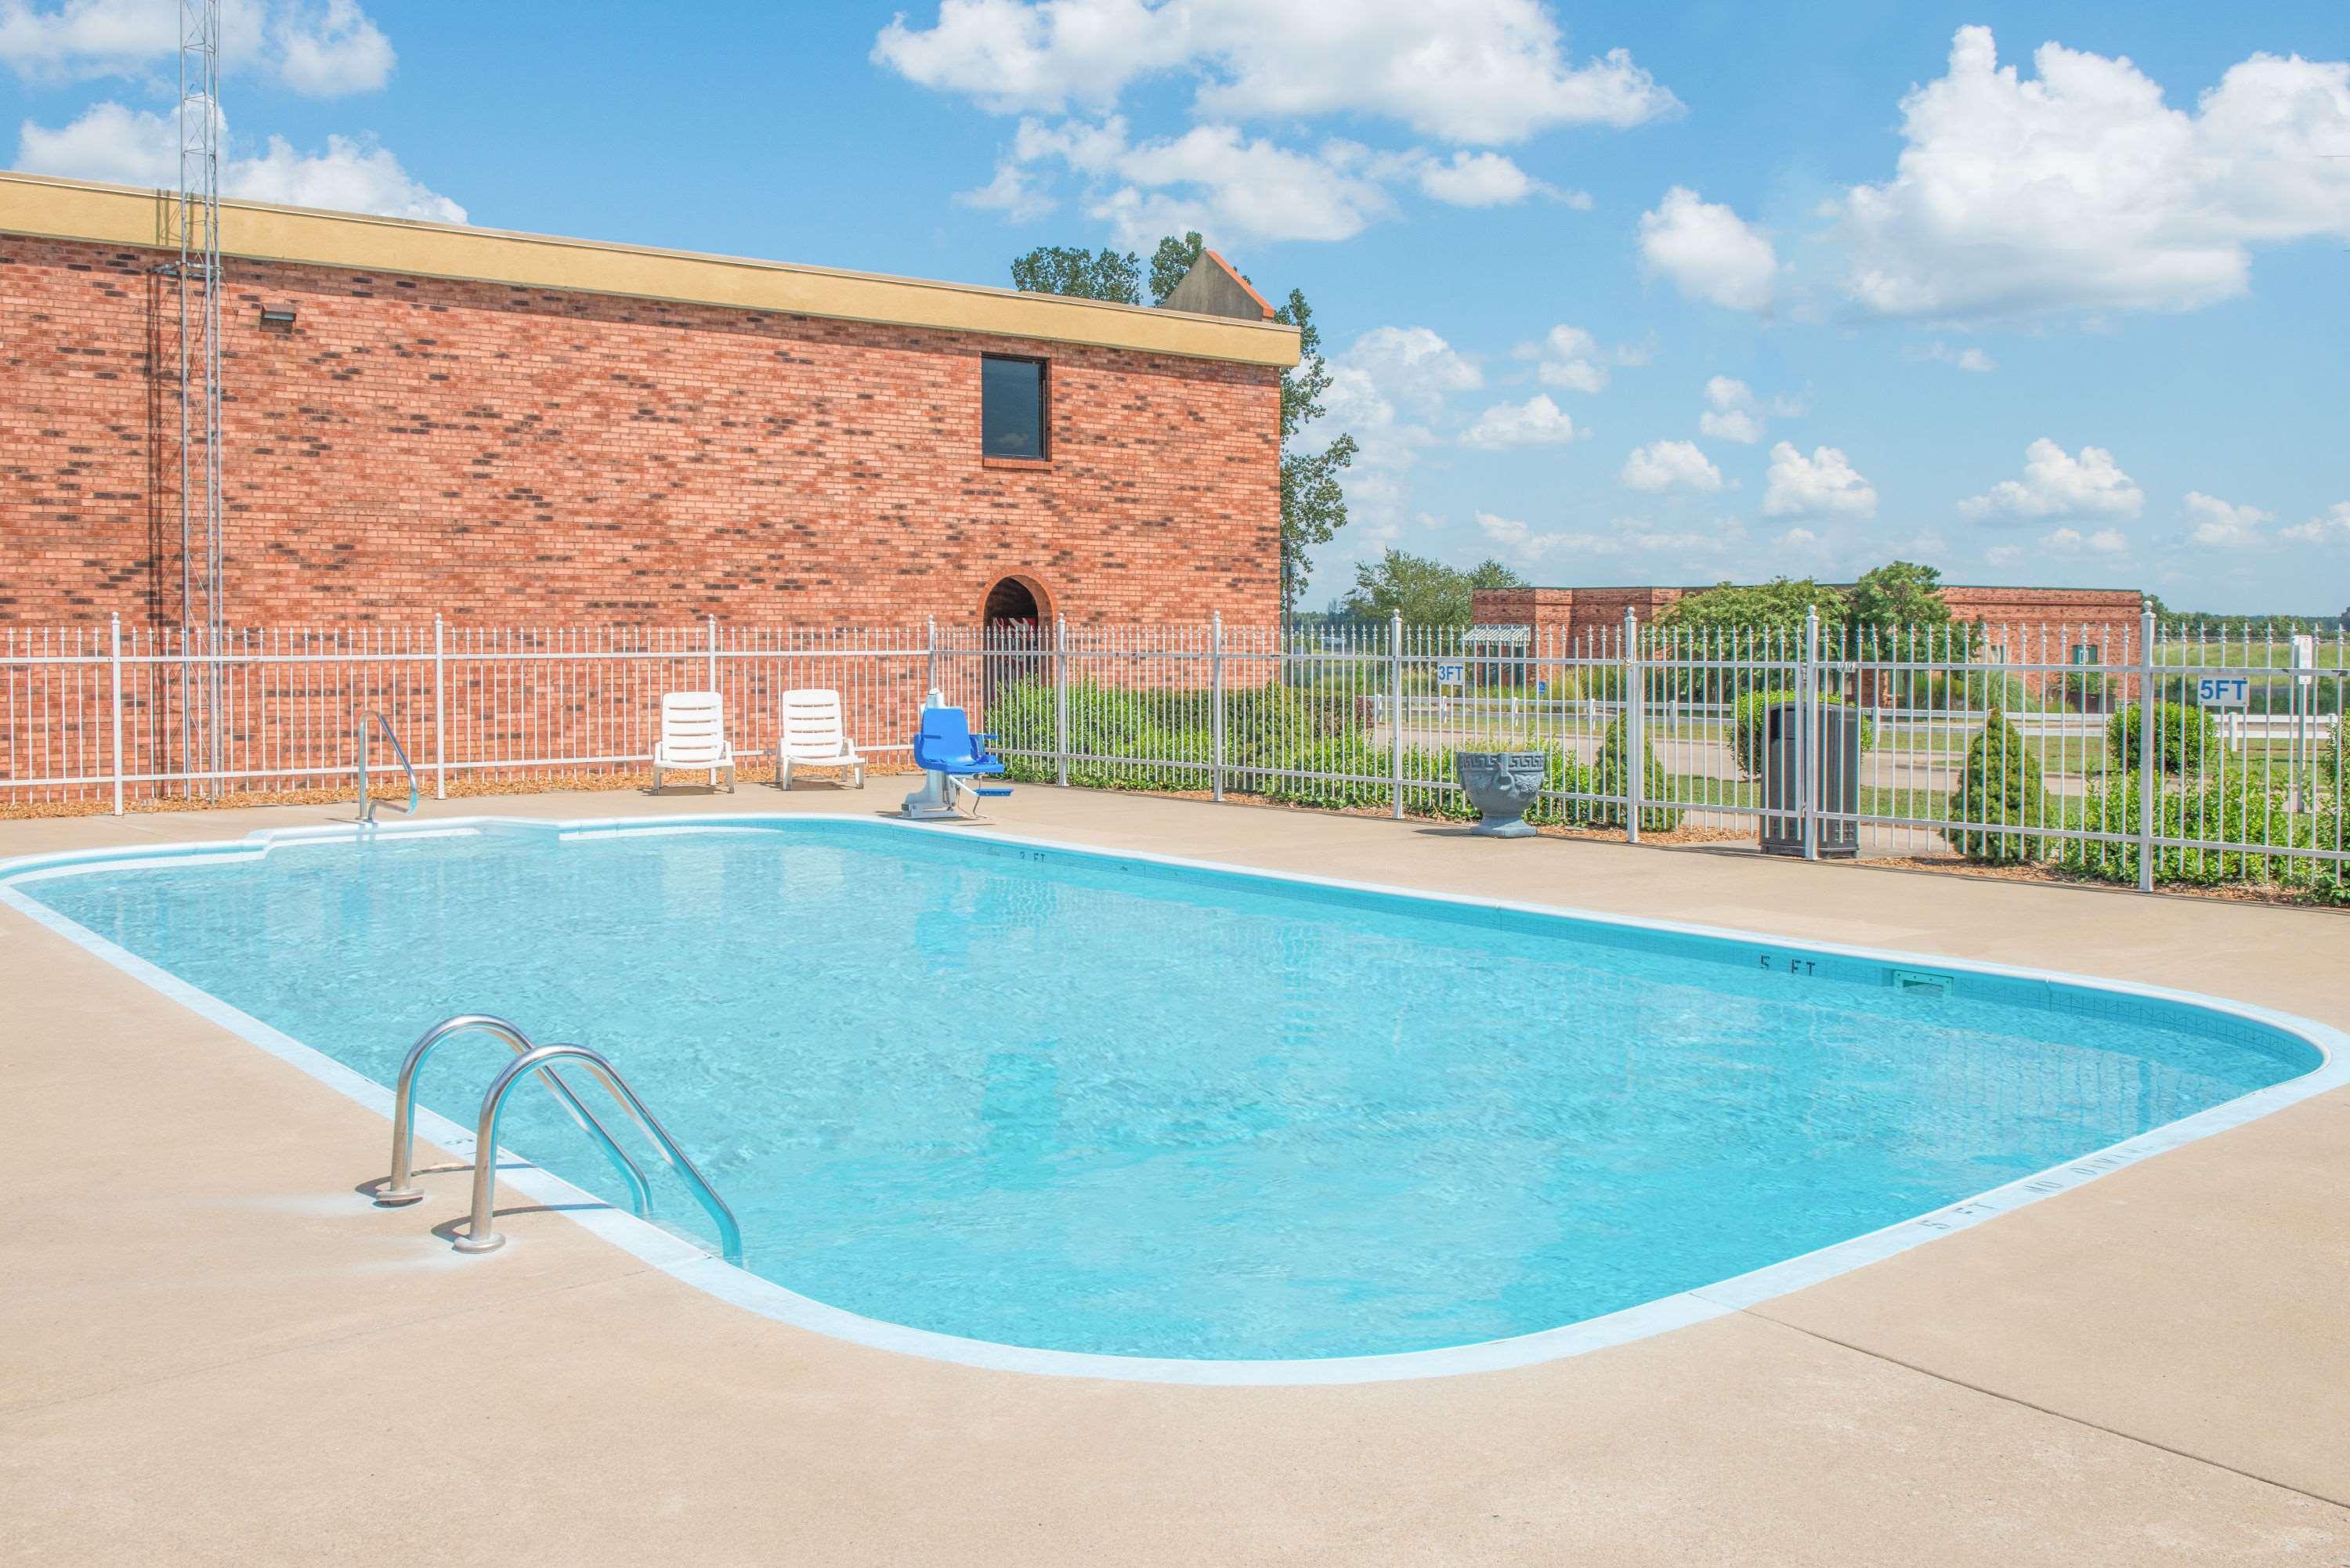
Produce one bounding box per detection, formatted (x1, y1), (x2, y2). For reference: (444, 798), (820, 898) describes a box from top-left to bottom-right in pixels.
(258, 304), (297, 325)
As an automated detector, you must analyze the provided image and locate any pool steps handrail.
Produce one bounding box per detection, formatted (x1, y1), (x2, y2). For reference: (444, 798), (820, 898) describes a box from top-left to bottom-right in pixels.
(356, 711), (419, 823)
(454, 1042), (743, 1264)
(378, 1015), (656, 1216)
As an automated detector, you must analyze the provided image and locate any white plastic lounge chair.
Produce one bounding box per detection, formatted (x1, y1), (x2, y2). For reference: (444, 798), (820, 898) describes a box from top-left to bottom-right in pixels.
(776, 688), (865, 789)
(653, 691), (735, 793)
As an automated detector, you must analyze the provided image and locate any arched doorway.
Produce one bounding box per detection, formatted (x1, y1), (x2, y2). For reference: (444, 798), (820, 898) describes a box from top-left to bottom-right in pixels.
(978, 576), (1050, 712)
(982, 575), (1047, 630)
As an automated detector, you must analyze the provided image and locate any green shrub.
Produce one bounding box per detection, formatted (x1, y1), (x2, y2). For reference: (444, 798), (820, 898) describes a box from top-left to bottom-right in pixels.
(1252, 732), (1392, 811)
(1589, 715), (1681, 832)
(2055, 775), (2313, 886)
(1521, 747), (1600, 826)
(2106, 702), (2218, 775)
(1730, 690), (1872, 779)
(1944, 708), (2045, 863)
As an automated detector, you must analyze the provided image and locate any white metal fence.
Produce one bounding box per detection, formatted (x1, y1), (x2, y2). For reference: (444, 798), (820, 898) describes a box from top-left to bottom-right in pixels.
(3, 611), (2343, 897)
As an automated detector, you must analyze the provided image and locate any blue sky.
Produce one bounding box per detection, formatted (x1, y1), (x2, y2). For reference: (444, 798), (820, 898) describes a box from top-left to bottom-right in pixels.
(5, 1), (2346, 613)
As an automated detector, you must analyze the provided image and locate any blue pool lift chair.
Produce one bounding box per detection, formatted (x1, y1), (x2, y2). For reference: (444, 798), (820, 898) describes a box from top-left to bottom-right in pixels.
(904, 703), (1014, 820)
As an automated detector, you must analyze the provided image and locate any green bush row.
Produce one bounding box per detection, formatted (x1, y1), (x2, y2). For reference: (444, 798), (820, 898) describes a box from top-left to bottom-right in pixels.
(978, 677), (1682, 831)
(1943, 708), (2346, 897)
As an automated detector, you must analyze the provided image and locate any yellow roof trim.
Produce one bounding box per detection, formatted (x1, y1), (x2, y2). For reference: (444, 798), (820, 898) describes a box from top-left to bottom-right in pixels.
(0, 171), (1300, 368)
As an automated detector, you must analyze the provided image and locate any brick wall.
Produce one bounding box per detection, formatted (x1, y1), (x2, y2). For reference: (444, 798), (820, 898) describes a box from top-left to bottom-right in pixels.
(1474, 583), (2142, 651)
(0, 235), (1283, 628)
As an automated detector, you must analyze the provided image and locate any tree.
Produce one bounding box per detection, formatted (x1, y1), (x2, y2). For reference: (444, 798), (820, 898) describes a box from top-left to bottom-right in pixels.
(1592, 714), (1682, 833)
(1946, 708), (2046, 863)
(1009, 245), (1141, 304)
(1148, 230), (1203, 304)
(1337, 550), (1525, 626)
(1656, 576), (1847, 639)
(1273, 288), (1356, 610)
(1848, 560), (1955, 641)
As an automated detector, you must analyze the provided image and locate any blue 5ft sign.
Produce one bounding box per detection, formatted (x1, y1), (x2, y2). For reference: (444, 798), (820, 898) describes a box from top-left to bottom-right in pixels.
(2196, 675), (2251, 707)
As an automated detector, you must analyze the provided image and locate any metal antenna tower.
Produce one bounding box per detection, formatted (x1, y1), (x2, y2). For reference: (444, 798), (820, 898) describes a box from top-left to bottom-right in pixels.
(176, 0), (225, 792)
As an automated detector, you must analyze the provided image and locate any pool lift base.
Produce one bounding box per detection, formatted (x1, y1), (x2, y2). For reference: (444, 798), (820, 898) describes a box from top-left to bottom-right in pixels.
(901, 771), (1003, 823)
(900, 688), (1011, 822)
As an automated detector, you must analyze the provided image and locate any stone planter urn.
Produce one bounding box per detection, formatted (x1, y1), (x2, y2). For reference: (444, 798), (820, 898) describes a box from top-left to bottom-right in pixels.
(1455, 750), (1547, 837)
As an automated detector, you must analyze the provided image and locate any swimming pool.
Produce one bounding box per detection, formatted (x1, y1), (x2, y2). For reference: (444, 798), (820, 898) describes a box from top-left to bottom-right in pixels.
(4, 814), (2340, 1383)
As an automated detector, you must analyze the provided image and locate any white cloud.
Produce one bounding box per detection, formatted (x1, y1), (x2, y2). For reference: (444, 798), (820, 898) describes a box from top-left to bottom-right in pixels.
(1459, 394), (1578, 450)
(1083, 123), (1397, 244)
(979, 116), (1559, 242)
(269, 0), (390, 96)
(1340, 325), (1481, 413)
(0, 0), (392, 95)
(1307, 324), (1479, 483)
(1511, 324), (1617, 393)
(956, 159), (1057, 220)
(13, 97), (168, 184)
(889, 5), (1670, 244)
(1409, 150), (1543, 208)
(1697, 375), (1763, 443)
(1838, 26), (2350, 321)
(1476, 508), (1732, 568)
(2281, 503), (2350, 547)
(230, 132), (462, 222)
(16, 100), (462, 222)
(1905, 341), (1998, 373)
(1958, 439), (2143, 521)
(2041, 526), (2131, 556)
(1637, 186), (1777, 313)
(1762, 442), (1878, 519)
(1985, 543), (2024, 569)
(873, 0), (1679, 144)
(2181, 491), (2273, 548)
(1619, 439), (1723, 493)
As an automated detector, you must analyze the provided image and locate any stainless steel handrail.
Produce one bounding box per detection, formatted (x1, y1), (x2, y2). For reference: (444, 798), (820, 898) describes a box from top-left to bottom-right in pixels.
(377, 1015), (653, 1217)
(356, 711), (418, 822)
(454, 1042), (743, 1264)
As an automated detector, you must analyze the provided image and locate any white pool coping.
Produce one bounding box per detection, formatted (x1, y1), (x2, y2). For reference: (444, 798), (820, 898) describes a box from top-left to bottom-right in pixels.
(5, 809), (2345, 1387)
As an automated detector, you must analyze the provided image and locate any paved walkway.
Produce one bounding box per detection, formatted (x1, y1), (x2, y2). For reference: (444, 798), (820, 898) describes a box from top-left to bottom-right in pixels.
(2, 782), (2345, 1566)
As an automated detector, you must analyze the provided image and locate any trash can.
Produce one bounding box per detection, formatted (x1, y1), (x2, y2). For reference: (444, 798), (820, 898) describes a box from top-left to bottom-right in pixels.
(1759, 702), (1860, 858)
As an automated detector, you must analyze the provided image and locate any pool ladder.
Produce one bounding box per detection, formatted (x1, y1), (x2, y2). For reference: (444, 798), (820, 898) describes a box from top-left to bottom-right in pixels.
(356, 711), (419, 823)
(375, 1015), (742, 1264)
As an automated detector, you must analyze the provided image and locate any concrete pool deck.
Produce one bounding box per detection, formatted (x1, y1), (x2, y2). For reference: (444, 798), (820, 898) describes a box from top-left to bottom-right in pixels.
(2, 782), (2345, 1566)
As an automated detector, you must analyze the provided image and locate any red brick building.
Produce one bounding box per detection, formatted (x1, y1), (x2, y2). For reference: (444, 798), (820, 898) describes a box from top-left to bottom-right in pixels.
(1474, 582), (2145, 659)
(0, 172), (1296, 630)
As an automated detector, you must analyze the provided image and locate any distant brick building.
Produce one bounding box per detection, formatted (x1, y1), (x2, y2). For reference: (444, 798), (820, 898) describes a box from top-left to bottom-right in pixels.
(1473, 583), (2145, 660)
(0, 172), (1296, 630)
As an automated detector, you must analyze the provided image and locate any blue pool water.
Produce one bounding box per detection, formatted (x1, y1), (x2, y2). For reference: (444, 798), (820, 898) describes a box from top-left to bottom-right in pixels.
(13, 819), (2321, 1363)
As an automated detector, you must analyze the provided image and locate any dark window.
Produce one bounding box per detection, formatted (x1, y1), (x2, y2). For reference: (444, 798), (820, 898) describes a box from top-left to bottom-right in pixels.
(2072, 643), (2100, 664)
(982, 355), (1047, 460)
